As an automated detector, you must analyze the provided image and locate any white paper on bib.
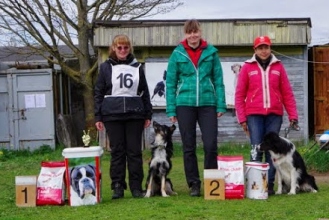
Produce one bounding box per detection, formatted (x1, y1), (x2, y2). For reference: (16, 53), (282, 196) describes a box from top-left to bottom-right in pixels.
(111, 64), (140, 97)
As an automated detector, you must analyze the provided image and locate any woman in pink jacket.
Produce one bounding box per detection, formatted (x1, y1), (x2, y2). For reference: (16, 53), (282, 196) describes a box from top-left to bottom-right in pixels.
(235, 35), (298, 195)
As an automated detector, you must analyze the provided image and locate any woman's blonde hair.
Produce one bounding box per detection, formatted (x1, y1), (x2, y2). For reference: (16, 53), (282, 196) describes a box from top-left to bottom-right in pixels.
(184, 19), (201, 34)
(109, 34), (134, 58)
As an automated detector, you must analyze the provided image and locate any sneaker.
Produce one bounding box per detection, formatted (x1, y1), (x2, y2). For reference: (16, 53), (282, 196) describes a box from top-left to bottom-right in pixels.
(131, 189), (145, 198)
(112, 183), (124, 199)
(190, 183), (201, 197)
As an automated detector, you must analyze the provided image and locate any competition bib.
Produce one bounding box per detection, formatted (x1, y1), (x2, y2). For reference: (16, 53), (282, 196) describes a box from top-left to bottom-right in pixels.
(111, 64), (140, 96)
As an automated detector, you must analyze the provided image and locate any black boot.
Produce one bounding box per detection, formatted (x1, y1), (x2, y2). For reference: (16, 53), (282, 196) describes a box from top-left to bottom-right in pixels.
(190, 182), (201, 197)
(131, 189), (146, 198)
(268, 183), (275, 196)
(112, 183), (124, 199)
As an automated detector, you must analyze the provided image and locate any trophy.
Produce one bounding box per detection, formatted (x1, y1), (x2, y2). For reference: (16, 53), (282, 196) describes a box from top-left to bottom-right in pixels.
(82, 130), (91, 147)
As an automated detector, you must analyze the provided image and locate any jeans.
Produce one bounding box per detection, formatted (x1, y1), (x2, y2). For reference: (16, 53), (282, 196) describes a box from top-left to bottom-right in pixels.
(247, 114), (282, 185)
(176, 106), (218, 188)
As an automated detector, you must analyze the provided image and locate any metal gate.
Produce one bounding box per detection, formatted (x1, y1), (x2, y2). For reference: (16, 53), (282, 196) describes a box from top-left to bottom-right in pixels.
(0, 68), (55, 150)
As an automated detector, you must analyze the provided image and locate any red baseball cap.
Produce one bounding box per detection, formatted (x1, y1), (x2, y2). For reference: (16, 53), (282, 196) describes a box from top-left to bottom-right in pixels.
(253, 36), (271, 48)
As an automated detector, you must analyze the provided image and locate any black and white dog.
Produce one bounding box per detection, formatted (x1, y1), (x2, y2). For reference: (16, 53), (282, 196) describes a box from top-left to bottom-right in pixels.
(258, 132), (318, 195)
(70, 164), (97, 205)
(144, 121), (177, 197)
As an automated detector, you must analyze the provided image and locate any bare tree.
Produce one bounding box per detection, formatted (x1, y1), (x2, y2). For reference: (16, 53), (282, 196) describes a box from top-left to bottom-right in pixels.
(0, 0), (183, 137)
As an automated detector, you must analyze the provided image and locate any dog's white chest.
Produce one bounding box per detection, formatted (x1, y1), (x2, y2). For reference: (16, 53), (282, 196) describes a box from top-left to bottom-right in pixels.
(277, 163), (293, 183)
(150, 148), (168, 167)
(154, 134), (165, 146)
(271, 153), (299, 184)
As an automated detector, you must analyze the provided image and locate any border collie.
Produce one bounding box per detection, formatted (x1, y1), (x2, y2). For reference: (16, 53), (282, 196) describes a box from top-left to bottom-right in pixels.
(144, 121), (177, 197)
(258, 132), (318, 195)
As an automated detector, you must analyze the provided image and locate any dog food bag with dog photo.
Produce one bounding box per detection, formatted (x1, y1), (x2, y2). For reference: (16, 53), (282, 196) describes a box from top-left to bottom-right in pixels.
(217, 155), (244, 199)
(36, 161), (66, 206)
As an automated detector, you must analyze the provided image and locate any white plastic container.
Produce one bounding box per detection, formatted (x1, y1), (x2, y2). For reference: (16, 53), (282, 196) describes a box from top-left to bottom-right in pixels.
(62, 146), (103, 206)
(245, 162), (269, 199)
(319, 130), (329, 147)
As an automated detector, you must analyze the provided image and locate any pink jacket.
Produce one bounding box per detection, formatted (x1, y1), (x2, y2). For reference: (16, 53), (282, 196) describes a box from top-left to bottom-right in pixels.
(235, 54), (298, 123)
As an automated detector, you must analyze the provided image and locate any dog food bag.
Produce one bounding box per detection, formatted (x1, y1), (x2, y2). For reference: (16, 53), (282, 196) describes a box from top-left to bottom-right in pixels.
(36, 161), (66, 206)
(217, 155), (244, 199)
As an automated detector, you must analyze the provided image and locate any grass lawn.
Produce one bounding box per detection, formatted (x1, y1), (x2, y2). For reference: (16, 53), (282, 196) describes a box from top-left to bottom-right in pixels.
(0, 143), (328, 220)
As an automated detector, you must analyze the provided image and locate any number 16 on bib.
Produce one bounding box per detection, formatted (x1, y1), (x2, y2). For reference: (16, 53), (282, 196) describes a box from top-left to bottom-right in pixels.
(204, 169), (225, 200)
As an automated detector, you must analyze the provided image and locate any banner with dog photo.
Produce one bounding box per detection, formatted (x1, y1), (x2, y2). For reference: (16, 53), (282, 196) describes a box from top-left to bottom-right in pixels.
(145, 61), (168, 108)
(221, 62), (244, 108)
(145, 61), (244, 108)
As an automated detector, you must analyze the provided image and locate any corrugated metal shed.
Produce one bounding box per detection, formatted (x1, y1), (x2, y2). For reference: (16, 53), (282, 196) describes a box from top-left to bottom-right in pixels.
(93, 18), (312, 47)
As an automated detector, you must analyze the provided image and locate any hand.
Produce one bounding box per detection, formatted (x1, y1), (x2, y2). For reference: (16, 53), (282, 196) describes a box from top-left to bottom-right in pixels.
(95, 121), (104, 131)
(289, 119), (300, 131)
(241, 122), (249, 136)
(241, 122), (248, 132)
(169, 116), (177, 123)
(217, 112), (224, 118)
(144, 119), (151, 128)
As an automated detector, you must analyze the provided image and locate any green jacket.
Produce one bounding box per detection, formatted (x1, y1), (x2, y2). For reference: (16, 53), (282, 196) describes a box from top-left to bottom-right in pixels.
(166, 43), (226, 117)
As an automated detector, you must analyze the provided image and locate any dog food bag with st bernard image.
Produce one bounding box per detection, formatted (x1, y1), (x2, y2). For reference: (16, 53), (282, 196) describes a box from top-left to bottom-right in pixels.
(36, 161), (66, 206)
(217, 155), (244, 199)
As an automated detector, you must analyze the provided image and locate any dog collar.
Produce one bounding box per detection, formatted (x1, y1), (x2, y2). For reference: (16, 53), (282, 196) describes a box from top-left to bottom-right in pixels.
(272, 156), (281, 162)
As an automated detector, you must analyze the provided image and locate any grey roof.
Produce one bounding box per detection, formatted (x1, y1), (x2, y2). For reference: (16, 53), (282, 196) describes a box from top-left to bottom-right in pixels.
(94, 18), (312, 28)
(0, 45), (76, 62)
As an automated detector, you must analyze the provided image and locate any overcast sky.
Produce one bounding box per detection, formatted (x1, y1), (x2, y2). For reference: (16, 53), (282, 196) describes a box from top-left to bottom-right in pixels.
(150, 0), (329, 45)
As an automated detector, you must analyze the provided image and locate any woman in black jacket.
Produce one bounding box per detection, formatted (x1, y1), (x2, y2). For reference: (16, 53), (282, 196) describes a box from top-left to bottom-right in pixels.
(94, 34), (152, 199)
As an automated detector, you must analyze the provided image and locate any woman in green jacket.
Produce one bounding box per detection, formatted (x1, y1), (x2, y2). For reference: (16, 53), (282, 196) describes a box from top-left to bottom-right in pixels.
(166, 19), (226, 197)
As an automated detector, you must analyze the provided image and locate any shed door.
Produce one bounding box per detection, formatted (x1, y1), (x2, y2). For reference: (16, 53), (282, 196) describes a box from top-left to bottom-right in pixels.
(1, 69), (55, 150)
(313, 47), (329, 134)
(0, 74), (10, 148)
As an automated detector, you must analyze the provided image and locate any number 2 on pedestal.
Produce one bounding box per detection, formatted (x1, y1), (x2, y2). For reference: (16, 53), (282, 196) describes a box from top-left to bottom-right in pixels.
(204, 178), (225, 200)
(210, 180), (220, 196)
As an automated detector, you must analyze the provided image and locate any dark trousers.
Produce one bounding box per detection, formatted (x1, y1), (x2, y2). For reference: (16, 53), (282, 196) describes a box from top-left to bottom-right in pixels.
(176, 106), (218, 187)
(104, 119), (144, 191)
(247, 114), (282, 185)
